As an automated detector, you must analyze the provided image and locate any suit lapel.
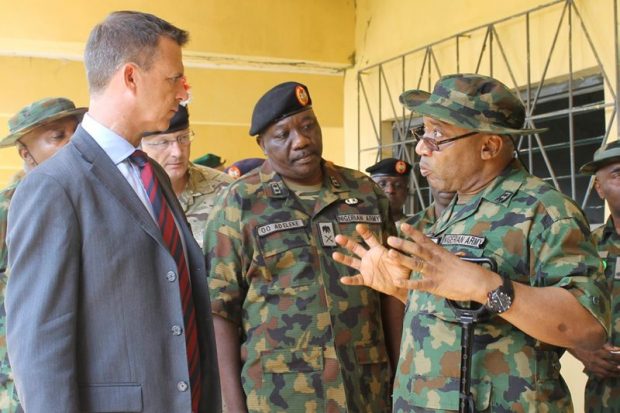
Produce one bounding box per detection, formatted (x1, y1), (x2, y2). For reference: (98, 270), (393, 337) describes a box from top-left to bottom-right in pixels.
(71, 127), (165, 246)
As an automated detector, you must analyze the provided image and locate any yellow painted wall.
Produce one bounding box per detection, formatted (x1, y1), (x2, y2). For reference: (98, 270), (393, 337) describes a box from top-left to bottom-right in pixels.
(0, 0), (353, 187)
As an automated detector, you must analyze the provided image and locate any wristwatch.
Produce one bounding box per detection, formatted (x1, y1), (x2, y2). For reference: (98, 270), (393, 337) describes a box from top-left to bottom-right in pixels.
(485, 276), (514, 314)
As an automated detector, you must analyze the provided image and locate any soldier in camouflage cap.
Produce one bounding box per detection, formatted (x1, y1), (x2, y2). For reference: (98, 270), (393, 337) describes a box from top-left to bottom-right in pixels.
(141, 104), (232, 248)
(569, 140), (620, 412)
(333, 73), (610, 412)
(0, 96), (85, 412)
(204, 81), (404, 412)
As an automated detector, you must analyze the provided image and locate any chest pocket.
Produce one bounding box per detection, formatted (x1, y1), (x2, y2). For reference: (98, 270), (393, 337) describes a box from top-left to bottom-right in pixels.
(256, 222), (314, 287)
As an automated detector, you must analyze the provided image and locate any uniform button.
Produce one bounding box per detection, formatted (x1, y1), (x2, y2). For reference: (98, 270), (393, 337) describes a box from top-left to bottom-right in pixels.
(592, 296), (600, 305)
(177, 381), (188, 392)
(166, 271), (177, 282)
(171, 325), (183, 336)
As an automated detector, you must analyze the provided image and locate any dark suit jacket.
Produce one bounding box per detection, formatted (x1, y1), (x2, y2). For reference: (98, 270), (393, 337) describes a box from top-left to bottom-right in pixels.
(6, 126), (221, 412)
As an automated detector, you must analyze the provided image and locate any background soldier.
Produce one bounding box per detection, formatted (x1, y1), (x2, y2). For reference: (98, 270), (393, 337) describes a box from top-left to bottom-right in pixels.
(141, 104), (232, 248)
(333, 73), (610, 412)
(572, 141), (620, 412)
(205, 81), (403, 412)
(365, 157), (412, 226)
(0, 97), (85, 413)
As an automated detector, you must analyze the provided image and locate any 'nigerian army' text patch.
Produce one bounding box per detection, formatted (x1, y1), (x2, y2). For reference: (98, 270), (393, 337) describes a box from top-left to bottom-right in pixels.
(257, 219), (305, 237)
(336, 214), (382, 224)
(440, 234), (486, 248)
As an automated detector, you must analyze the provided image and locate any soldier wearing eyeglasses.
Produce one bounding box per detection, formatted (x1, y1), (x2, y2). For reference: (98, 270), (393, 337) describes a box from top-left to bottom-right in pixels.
(142, 104), (233, 248)
(332, 73), (610, 412)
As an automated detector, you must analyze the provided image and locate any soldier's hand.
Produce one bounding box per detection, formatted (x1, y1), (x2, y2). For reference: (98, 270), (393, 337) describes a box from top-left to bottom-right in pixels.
(571, 344), (620, 379)
(385, 223), (500, 303)
(333, 224), (411, 303)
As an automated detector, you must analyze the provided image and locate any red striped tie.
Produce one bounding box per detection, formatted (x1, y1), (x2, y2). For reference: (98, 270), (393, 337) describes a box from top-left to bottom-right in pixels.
(130, 150), (201, 411)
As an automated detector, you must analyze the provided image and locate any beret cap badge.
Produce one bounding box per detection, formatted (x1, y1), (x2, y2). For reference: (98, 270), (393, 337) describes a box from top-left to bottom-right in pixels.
(395, 160), (407, 174)
(295, 85), (310, 106)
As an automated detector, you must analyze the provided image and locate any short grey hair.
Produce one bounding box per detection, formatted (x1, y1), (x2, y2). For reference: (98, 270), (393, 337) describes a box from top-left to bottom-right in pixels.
(84, 11), (189, 93)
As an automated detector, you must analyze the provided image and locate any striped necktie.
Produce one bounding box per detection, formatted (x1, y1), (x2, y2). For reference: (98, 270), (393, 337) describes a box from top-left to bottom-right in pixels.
(130, 150), (201, 411)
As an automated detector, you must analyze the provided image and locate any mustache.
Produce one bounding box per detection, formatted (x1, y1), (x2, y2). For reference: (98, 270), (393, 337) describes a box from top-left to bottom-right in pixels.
(292, 150), (319, 162)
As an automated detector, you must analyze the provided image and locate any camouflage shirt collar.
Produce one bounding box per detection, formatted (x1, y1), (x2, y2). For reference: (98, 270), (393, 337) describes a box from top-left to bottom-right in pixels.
(600, 215), (619, 241)
(432, 160), (524, 234)
(477, 159), (525, 206)
(259, 159), (346, 198)
(185, 162), (220, 196)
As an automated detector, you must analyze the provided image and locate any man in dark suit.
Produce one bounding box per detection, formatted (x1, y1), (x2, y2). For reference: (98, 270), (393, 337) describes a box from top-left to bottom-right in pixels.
(5, 11), (220, 413)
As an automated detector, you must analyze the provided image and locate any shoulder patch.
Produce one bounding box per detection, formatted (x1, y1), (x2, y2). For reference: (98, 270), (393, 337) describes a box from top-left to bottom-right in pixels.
(317, 222), (337, 247)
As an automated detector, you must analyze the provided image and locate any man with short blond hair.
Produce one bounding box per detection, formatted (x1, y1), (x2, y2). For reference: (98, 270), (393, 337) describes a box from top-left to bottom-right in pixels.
(6, 11), (220, 412)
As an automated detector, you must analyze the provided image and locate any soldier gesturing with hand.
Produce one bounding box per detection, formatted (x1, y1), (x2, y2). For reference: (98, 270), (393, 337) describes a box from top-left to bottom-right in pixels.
(333, 74), (610, 413)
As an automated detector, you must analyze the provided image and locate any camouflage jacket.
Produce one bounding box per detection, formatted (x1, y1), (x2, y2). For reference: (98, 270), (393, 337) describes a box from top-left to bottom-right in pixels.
(584, 217), (620, 412)
(407, 203), (437, 234)
(0, 177), (22, 412)
(177, 162), (232, 249)
(205, 160), (395, 413)
(395, 160), (610, 413)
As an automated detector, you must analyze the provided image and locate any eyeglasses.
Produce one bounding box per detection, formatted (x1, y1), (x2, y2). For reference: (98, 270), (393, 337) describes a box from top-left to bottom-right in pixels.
(410, 125), (478, 152)
(142, 130), (195, 149)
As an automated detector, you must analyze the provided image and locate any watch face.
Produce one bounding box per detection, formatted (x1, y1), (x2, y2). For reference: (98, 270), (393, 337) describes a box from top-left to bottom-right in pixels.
(489, 290), (512, 313)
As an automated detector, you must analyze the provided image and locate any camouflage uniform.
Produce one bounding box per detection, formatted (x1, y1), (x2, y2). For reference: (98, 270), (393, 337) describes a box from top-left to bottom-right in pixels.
(407, 203), (438, 234)
(585, 217), (620, 412)
(205, 160), (394, 413)
(177, 162), (232, 249)
(395, 160), (610, 412)
(0, 177), (22, 413)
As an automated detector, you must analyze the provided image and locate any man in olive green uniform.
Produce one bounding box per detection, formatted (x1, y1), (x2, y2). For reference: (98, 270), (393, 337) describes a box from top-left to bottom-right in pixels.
(333, 74), (610, 412)
(205, 82), (403, 413)
(572, 142), (620, 412)
(0, 97), (85, 412)
(141, 104), (232, 248)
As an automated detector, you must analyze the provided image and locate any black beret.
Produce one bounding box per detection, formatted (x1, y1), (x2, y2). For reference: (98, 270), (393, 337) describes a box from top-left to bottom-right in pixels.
(249, 82), (312, 136)
(365, 158), (412, 177)
(143, 104), (189, 136)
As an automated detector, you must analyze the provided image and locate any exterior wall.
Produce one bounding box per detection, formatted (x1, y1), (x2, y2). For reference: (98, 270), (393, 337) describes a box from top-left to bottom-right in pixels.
(0, 0), (353, 186)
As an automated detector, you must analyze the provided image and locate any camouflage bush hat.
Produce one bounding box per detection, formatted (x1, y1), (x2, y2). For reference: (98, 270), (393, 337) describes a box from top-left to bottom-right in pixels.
(579, 140), (620, 175)
(399, 73), (547, 135)
(1, 97), (87, 148)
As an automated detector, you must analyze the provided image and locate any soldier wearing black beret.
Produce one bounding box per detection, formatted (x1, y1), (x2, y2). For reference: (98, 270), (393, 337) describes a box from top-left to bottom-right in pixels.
(366, 158), (412, 223)
(205, 81), (404, 413)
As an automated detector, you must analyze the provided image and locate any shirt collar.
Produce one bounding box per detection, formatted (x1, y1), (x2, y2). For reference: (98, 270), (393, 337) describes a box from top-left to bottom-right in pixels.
(81, 113), (137, 165)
